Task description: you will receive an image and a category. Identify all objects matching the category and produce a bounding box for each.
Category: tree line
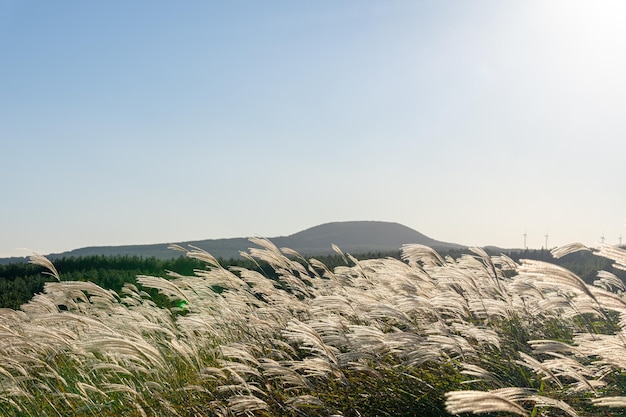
[0,248,623,310]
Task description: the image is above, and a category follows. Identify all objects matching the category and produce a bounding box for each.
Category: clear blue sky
[2,1,625,257]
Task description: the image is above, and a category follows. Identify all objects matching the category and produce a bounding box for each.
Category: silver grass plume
[460,363,505,387]
[332,243,349,265]
[283,319,339,365]
[401,243,445,267]
[517,259,600,307]
[445,388,532,416]
[169,244,224,270]
[593,270,626,292]
[515,351,564,389]
[136,275,189,303]
[595,244,626,271]
[551,243,591,259]
[446,388,579,417]
[29,253,60,281]
[592,396,626,407]
[226,395,268,415]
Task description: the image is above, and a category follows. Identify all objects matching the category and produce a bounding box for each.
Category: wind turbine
[544,232,549,250]
[601,233,605,244]
[523,231,527,250]
[619,236,623,247]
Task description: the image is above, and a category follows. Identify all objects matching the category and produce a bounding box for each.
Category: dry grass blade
[469,247,505,289]
[136,275,189,303]
[528,340,580,356]
[592,396,626,407]
[259,358,310,389]
[401,244,445,267]
[280,247,307,263]
[593,270,626,292]
[286,395,324,410]
[29,253,60,281]
[185,245,224,269]
[518,259,599,306]
[445,389,530,416]
[527,395,579,417]
[551,243,590,259]
[45,281,119,304]
[283,320,339,364]
[167,244,189,254]
[227,394,268,415]
[220,344,261,367]
[595,244,626,271]
[81,336,165,369]
[515,351,563,389]
[332,244,349,265]
[288,357,342,379]
[460,363,504,387]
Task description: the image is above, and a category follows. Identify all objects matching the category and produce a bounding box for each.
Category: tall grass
[1,240,626,415]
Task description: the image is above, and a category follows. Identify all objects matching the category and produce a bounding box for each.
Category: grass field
[2,239,626,416]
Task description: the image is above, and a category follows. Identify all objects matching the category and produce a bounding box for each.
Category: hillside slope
[273,221,462,255]
[1,221,464,263]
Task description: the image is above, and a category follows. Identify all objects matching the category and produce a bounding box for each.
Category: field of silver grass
[2,239,626,416]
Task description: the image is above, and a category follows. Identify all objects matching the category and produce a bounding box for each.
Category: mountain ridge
[0,221,464,264]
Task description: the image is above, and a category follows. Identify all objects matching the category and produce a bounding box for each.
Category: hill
[0,221,464,263]
[272,221,462,255]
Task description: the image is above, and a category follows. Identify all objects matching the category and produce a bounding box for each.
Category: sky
[1,1,625,257]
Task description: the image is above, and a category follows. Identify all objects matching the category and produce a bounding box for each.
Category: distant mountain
[271,221,462,255]
[0,221,464,264]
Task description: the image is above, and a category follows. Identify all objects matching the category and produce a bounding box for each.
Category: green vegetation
[0,255,255,309]
[2,248,622,310]
[1,241,626,415]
